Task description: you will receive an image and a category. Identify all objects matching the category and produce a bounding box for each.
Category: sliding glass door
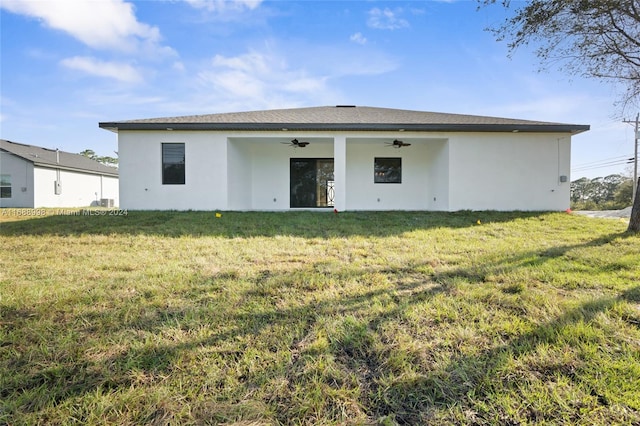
[290,158,334,208]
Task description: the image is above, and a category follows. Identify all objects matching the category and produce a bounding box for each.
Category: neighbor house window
[162,143,185,184]
[374,158,401,183]
[0,175,11,198]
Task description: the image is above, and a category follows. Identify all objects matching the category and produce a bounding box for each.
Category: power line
[572,159,633,172]
[571,154,634,173]
[572,163,631,174]
[572,154,633,168]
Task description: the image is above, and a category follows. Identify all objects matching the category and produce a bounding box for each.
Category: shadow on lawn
[1,265,451,423]
[373,289,640,425]
[0,210,549,238]
[3,230,638,424]
[434,230,634,285]
[373,231,640,424]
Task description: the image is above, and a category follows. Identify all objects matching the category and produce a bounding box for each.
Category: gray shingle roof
[1,139,118,177]
[99,105,589,134]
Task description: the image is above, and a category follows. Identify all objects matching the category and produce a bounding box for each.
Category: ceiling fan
[282,138,310,148]
[385,139,411,148]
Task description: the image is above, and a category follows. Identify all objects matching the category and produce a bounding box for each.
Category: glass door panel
[290,159,334,208]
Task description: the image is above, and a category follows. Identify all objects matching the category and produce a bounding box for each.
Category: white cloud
[82,90,166,107]
[191,42,398,112]
[199,50,328,103]
[184,0,262,12]
[367,7,409,30]
[60,56,143,83]
[173,61,186,72]
[350,32,367,45]
[1,0,172,55]
[211,51,270,74]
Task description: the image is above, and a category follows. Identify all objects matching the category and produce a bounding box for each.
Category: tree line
[571,174,633,210]
[79,149,118,167]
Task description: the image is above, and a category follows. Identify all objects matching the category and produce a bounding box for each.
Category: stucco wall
[116,129,573,211]
[249,142,288,210]
[447,133,571,211]
[427,141,450,210]
[250,139,334,210]
[0,152,34,208]
[344,138,448,211]
[118,131,227,210]
[227,139,252,210]
[33,167,119,208]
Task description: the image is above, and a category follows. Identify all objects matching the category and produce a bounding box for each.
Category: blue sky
[1,0,637,179]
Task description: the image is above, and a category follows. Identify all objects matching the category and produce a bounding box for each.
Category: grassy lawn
[1,210,639,425]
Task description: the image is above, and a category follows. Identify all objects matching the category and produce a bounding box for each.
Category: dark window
[374,158,401,183]
[0,174,11,198]
[162,143,185,185]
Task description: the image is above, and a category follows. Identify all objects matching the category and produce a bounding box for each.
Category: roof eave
[99,122,590,134]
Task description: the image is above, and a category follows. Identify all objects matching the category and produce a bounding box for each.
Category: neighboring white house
[99,105,589,212]
[0,139,119,208]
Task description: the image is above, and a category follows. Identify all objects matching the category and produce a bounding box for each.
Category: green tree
[80,149,118,168]
[614,178,634,205]
[482,0,640,108]
[79,149,97,160]
[570,174,632,210]
[570,177,590,204]
[483,0,640,231]
[602,174,625,202]
[98,156,118,166]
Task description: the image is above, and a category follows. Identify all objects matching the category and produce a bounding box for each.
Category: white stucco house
[99,105,588,211]
[0,139,119,208]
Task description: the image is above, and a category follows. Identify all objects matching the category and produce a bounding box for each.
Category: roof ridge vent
[336,105,356,108]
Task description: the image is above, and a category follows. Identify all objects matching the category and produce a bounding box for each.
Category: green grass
[1,210,639,425]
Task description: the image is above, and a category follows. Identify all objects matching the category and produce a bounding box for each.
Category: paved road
[573,207,632,219]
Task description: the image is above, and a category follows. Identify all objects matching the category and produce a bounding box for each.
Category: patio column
[333,135,347,211]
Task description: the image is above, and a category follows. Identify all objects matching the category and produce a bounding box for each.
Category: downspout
[55,149,61,196]
[557,137,569,186]
[557,138,561,186]
[25,159,31,207]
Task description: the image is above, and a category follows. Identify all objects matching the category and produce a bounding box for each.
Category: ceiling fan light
[284,138,310,148]
[393,139,410,147]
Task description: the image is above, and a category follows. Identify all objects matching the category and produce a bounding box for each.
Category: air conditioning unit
[100,198,114,207]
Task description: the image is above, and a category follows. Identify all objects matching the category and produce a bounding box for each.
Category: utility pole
[623,113,639,202]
